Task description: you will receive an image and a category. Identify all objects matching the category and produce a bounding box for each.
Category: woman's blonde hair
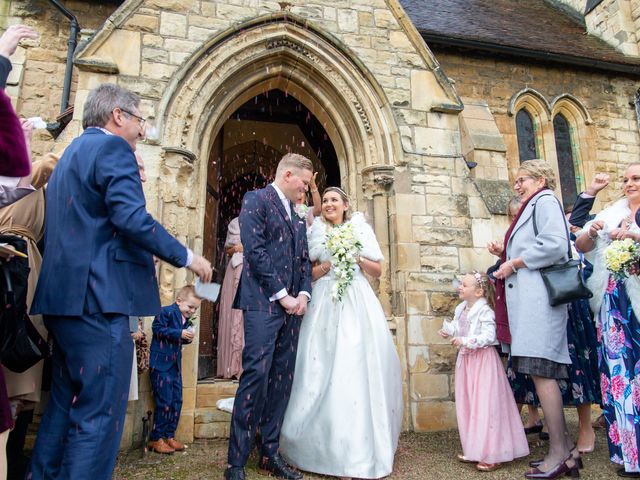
[518,159,557,191]
[322,187,351,222]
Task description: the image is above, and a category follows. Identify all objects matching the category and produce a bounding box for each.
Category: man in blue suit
[28,84,212,480]
[225,154,313,480]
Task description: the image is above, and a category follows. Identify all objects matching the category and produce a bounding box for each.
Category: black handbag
[532,196,593,307]
[0,235,51,373]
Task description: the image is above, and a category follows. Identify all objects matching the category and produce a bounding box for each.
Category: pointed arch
[551,95,595,196]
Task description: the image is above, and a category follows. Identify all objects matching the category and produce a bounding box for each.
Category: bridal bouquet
[325,222,363,302]
[604,238,640,281]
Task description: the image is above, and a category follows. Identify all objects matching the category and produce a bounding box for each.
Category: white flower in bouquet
[604,238,640,281]
[325,222,363,302]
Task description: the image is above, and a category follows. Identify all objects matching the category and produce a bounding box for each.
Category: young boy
[148,285,201,454]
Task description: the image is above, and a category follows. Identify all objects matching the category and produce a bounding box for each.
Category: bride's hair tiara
[323,186,349,200]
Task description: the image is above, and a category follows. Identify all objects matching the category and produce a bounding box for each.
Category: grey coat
[505,190,570,364]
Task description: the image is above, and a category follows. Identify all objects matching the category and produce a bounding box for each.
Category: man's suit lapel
[266,185,294,235]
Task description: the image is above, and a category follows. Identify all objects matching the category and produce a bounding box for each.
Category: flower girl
[439,272,529,472]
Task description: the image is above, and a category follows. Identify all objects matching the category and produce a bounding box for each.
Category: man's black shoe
[224,466,245,480]
[258,454,303,479]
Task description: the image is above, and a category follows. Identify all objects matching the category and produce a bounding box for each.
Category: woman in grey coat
[494,160,578,479]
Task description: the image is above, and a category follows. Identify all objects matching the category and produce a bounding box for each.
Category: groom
[225,153,313,480]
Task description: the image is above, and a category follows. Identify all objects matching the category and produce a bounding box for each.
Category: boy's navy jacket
[150,303,189,372]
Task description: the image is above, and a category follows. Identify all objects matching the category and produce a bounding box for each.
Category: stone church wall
[435,48,640,205]
[1,0,119,156]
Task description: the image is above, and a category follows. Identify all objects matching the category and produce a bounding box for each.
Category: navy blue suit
[569,193,596,228]
[228,185,312,467]
[29,129,188,480]
[149,303,189,441]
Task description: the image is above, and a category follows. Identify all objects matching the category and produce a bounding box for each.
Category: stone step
[193,380,236,439]
[196,380,238,408]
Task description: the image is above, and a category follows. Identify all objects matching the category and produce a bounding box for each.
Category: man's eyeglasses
[514,176,534,186]
[118,108,146,128]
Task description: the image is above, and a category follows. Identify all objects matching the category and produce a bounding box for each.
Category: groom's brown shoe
[258,454,303,479]
[224,466,245,480]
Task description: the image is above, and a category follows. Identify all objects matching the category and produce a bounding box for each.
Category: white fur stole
[581,198,640,315]
[307,212,383,263]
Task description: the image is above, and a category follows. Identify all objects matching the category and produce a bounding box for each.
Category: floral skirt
[599,278,640,472]
[507,298,601,406]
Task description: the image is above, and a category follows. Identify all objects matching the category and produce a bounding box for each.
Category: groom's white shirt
[268,183,310,302]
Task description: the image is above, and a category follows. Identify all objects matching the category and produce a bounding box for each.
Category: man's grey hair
[82,83,140,129]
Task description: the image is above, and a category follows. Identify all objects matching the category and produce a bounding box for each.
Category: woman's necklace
[622,215,634,231]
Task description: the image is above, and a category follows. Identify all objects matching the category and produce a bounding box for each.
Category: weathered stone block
[414,126,461,157]
[412,401,457,431]
[428,344,458,373]
[126,14,159,33]
[395,193,426,215]
[426,194,469,216]
[195,408,232,424]
[410,373,450,400]
[408,345,430,373]
[396,242,421,271]
[194,422,230,438]
[160,11,187,38]
[413,226,472,247]
[430,292,458,315]
[406,291,430,315]
[337,9,359,32]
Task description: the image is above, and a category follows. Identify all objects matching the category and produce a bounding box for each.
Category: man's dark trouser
[29,312,132,480]
[227,309,301,467]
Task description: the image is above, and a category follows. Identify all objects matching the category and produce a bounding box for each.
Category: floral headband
[472,271,488,290]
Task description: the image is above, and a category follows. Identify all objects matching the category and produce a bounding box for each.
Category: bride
[280,187,403,479]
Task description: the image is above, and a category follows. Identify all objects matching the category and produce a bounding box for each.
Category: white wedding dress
[280,213,403,479]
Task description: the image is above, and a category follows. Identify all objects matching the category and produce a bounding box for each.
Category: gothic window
[553,114,578,210]
[516,109,537,162]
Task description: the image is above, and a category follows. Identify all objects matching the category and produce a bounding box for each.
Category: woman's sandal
[457,453,476,463]
[477,462,501,472]
[529,445,583,470]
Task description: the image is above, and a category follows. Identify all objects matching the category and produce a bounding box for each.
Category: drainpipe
[48,0,79,113]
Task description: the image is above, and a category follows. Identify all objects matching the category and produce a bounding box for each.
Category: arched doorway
[153,14,404,439]
[198,89,340,379]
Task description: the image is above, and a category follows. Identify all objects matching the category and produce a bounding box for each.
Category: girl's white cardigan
[441,298,498,349]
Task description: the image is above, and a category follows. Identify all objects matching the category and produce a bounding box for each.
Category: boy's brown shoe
[149,438,175,454]
[166,438,185,451]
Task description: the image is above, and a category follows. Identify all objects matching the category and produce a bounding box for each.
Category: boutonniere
[295,204,309,219]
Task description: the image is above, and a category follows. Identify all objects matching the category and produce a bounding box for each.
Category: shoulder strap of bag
[531,194,573,260]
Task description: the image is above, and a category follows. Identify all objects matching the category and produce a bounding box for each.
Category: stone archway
[151,13,405,440]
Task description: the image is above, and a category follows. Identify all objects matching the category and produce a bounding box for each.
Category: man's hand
[585,173,610,197]
[0,25,38,59]
[294,294,308,316]
[181,329,195,342]
[279,295,299,315]
[188,255,213,283]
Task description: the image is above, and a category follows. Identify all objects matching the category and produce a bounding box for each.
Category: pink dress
[216,218,244,379]
[455,308,529,464]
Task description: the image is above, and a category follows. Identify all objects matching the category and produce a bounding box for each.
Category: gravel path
[114,410,620,479]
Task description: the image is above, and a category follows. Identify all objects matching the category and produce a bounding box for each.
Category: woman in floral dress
[576,163,640,477]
